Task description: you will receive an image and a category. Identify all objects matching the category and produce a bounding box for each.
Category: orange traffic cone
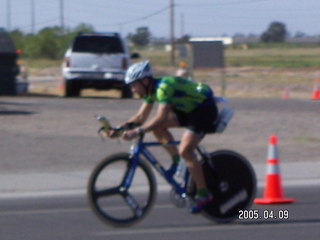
[254,135,295,204]
[57,77,64,90]
[282,87,289,99]
[311,78,320,100]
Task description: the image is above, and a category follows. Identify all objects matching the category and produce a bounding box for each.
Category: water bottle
[96,115,110,132]
[175,159,187,179]
[215,107,234,133]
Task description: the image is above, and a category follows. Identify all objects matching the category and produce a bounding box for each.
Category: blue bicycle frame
[123,138,190,197]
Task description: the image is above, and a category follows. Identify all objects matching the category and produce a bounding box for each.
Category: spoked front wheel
[87,153,157,227]
[201,150,257,223]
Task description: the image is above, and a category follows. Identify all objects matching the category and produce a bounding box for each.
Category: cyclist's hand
[107,129,119,138]
[122,129,139,141]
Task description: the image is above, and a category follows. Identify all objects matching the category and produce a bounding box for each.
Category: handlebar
[95,115,142,140]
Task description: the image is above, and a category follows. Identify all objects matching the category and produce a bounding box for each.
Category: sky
[0,0,319,38]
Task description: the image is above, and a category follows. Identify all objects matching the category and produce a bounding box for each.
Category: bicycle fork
[117,146,144,217]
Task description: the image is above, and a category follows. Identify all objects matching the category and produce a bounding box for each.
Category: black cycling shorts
[173,99,218,138]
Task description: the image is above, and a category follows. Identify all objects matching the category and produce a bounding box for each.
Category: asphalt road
[0,95,319,239]
[0,186,319,240]
[1,95,319,174]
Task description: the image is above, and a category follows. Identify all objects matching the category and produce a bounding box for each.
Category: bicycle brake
[97,127,106,141]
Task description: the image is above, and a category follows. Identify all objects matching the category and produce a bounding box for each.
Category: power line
[99,5,170,28]
[17,18,60,32]
[178,0,270,7]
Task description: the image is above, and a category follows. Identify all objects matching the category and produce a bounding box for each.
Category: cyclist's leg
[152,112,180,175]
[179,130,206,189]
[179,130,213,213]
[152,111,179,156]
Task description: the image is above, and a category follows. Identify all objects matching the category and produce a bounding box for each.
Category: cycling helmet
[125,60,153,85]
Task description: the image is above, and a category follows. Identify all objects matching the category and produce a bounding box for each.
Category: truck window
[72,36,124,54]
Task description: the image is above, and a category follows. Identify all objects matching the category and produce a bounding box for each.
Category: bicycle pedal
[170,189,186,208]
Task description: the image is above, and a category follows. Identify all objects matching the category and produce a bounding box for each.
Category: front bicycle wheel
[201,150,256,223]
[87,153,157,227]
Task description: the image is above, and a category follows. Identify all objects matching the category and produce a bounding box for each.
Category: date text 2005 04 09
[238,209,289,220]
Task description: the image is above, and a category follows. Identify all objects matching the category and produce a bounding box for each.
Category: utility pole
[31,0,35,34]
[180,13,184,38]
[7,0,11,31]
[60,0,65,33]
[170,0,175,65]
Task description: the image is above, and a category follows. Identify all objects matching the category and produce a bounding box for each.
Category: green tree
[8,23,96,59]
[127,27,151,47]
[72,23,95,35]
[23,34,40,58]
[37,26,63,59]
[9,29,24,50]
[261,22,287,43]
[176,34,190,44]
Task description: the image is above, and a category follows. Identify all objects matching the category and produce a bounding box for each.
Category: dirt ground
[26,66,320,100]
[156,66,320,99]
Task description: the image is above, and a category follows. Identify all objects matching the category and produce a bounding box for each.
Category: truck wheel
[65,81,81,97]
[121,86,133,99]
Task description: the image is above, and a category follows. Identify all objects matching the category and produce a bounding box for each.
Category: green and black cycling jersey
[144,76,214,113]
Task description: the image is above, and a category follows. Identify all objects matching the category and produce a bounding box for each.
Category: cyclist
[108,60,218,213]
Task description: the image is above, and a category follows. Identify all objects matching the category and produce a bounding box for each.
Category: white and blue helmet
[125,60,153,85]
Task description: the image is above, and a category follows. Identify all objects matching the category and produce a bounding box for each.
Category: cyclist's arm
[123,102,154,125]
[109,102,153,139]
[140,103,171,132]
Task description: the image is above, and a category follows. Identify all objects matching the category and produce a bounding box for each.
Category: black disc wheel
[201,150,256,223]
[87,153,157,227]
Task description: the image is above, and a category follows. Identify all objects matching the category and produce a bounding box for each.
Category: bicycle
[87,108,256,227]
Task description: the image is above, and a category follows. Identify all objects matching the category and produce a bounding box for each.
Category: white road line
[0,204,174,216]
[0,208,89,216]
[94,222,320,236]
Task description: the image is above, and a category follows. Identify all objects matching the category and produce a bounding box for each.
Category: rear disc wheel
[201,150,256,223]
